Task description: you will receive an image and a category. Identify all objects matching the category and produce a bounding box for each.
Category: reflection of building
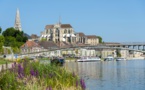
[40,23,76,45]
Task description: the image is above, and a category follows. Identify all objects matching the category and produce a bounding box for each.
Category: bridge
[100,42,145,51]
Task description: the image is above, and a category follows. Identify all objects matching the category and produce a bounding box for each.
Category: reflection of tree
[75,49,78,56]
[116,49,121,57]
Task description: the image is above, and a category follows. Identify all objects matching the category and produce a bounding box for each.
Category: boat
[77,56,101,62]
[50,57,65,65]
[104,55,114,61]
[116,57,126,61]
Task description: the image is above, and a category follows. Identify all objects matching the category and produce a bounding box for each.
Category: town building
[20,40,42,54]
[40,23,76,46]
[86,35,99,45]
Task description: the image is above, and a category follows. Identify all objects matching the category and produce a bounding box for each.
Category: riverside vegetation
[0,59,86,90]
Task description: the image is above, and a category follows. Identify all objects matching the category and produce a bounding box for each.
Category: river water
[64,60,145,90]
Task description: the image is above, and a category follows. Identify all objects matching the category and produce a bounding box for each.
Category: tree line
[0,27,28,54]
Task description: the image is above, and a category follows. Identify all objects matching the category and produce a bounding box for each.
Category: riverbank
[0,59,86,90]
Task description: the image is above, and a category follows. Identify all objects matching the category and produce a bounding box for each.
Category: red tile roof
[45,25,54,29]
[86,35,98,39]
[45,24,72,29]
[21,40,40,48]
[61,24,72,28]
[78,32,85,36]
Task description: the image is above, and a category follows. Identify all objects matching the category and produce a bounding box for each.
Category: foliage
[0,27,2,34]
[0,59,86,90]
[2,27,28,53]
[97,36,103,43]
[41,38,47,41]
[0,35,5,53]
[116,49,121,57]
[0,59,12,65]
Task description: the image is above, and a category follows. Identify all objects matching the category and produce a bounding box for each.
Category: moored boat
[104,55,114,61]
[77,56,101,62]
[50,57,65,65]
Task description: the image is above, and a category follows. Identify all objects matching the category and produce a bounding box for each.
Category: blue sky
[0,0,145,42]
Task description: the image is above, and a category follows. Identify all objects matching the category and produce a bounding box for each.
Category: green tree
[0,27,2,34]
[116,49,121,57]
[0,35,5,53]
[97,36,102,43]
[41,38,47,41]
[4,36,17,47]
[2,27,28,53]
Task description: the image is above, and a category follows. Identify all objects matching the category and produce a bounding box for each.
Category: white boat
[116,57,126,61]
[77,56,101,62]
[104,56,114,61]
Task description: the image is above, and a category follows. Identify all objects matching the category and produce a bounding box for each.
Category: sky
[0,0,145,42]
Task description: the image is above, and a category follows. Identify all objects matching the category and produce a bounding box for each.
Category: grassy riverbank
[0,59,13,65]
[0,59,86,90]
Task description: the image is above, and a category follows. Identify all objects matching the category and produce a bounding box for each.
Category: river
[64,60,145,90]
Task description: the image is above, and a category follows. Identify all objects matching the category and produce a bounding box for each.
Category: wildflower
[30,69,39,77]
[30,69,35,76]
[46,86,52,90]
[17,64,24,78]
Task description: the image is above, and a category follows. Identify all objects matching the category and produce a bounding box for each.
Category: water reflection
[65,60,145,90]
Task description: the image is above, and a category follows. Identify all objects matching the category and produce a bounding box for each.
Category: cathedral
[40,23,77,45]
[40,22,99,46]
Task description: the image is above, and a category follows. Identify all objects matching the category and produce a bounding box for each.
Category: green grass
[0,59,85,90]
[65,57,76,60]
[0,59,13,65]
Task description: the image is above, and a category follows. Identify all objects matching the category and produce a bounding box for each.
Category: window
[68,30,71,34]
[64,29,67,33]
[55,28,59,37]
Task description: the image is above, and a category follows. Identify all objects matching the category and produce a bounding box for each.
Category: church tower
[14,8,22,31]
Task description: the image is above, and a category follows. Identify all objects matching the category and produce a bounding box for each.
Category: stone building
[76,32,87,44]
[86,35,99,45]
[40,22,100,47]
[40,23,76,45]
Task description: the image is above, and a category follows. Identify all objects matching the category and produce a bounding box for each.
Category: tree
[97,36,102,43]
[0,27,2,34]
[2,27,28,53]
[2,27,28,44]
[4,36,17,47]
[0,35,5,54]
[116,49,121,57]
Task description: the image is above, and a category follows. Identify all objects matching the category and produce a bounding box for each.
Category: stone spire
[14,8,22,31]
[58,16,61,25]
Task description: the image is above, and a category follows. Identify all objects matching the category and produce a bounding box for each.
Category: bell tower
[14,8,22,31]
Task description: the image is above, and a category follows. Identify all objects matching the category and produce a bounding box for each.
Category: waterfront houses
[20,40,42,54]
